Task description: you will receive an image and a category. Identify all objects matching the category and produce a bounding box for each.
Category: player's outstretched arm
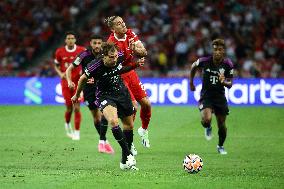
[189,60,199,91]
[66,64,76,89]
[117,57,145,75]
[71,74,87,103]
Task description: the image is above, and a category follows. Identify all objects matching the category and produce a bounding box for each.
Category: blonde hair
[104,16,118,28]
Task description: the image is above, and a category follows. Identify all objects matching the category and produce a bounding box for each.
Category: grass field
[0,106,283,189]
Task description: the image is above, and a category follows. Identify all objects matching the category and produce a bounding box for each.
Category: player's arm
[54,63,65,79]
[117,57,145,75]
[129,39,147,57]
[54,50,65,79]
[71,74,87,103]
[219,74,233,88]
[189,59,200,91]
[66,64,76,89]
[220,61,234,89]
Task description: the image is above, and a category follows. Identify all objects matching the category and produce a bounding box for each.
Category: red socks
[65,111,71,123]
[74,111,81,130]
[140,106,151,130]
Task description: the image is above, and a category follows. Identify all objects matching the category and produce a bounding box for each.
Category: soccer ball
[183,154,203,174]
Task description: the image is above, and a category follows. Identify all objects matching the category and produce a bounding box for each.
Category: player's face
[103,49,119,67]
[213,46,225,62]
[112,17,127,34]
[90,39,102,53]
[65,34,76,47]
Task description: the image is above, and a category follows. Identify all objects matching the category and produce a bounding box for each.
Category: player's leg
[120,115,138,170]
[129,73,151,148]
[200,108,213,140]
[62,84,74,138]
[102,104,133,169]
[117,92,138,157]
[90,108,114,154]
[215,114,227,155]
[85,91,112,152]
[123,76,138,154]
[72,101,81,140]
[214,100,229,155]
[199,98,213,140]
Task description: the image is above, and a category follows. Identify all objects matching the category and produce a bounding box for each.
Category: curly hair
[104,16,119,28]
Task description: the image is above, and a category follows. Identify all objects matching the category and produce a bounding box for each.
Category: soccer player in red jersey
[105,16,151,149]
[54,31,85,140]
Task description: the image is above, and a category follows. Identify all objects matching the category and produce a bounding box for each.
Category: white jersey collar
[114,33,127,41]
[65,44,77,52]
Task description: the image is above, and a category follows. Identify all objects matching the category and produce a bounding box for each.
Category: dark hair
[65,31,76,37]
[212,38,225,48]
[90,34,103,40]
[104,16,119,28]
[101,42,118,55]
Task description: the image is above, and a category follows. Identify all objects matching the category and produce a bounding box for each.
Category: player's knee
[123,123,134,130]
[74,107,80,113]
[109,117,119,126]
[201,118,211,128]
[66,106,73,112]
[140,98,151,109]
[93,114,101,122]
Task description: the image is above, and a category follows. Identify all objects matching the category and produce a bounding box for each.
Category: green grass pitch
[0,106,283,188]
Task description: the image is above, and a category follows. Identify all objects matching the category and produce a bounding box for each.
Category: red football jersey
[107,29,139,66]
[54,44,85,82]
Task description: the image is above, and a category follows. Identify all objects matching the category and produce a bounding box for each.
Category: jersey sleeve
[73,51,88,67]
[84,60,101,78]
[193,58,204,68]
[225,58,234,78]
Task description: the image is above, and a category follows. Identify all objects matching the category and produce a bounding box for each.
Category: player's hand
[136,57,145,67]
[190,82,196,91]
[219,74,225,84]
[68,81,75,90]
[86,77,95,84]
[71,95,79,104]
[129,38,135,51]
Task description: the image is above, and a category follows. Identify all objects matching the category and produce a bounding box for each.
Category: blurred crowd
[1,0,283,78]
[0,0,95,76]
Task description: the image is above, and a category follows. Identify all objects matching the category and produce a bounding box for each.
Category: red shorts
[61,79,78,106]
[122,70,147,101]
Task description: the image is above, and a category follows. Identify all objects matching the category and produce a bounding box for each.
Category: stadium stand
[1,0,283,78]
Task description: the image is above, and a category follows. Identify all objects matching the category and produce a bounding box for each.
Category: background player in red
[54,31,85,140]
[105,16,152,149]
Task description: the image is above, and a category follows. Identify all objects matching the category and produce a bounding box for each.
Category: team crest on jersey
[219,68,225,75]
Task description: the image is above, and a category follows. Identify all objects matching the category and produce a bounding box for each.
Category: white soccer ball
[183,154,203,174]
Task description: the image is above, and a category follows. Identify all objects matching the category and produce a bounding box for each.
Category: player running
[190,39,234,155]
[72,42,144,170]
